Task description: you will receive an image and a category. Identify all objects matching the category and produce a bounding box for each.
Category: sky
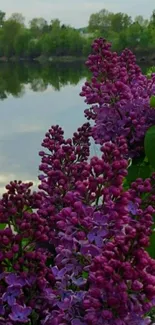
[0,0,155,28]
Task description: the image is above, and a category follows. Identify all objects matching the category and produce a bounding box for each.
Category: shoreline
[0,54,155,64]
[0,56,87,63]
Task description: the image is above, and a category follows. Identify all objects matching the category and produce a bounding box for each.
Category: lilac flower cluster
[0,124,155,324]
[80,38,155,156]
[36,125,155,324]
[0,122,155,324]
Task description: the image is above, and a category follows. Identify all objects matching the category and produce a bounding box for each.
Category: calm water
[0,62,89,194]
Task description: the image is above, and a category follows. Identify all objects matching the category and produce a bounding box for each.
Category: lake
[0,61,150,195]
[0,62,89,194]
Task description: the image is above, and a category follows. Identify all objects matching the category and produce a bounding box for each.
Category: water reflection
[0,62,88,99]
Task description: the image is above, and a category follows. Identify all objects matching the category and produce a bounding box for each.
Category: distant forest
[0,9,155,60]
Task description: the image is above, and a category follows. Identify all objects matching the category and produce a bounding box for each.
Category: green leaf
[31,311,39,323]
[124,156,152,189]
[0,223,7,230]
[144,125,155,169]
[46,256,54,267]
[144,156,149,163]
[23,205,33,212]
[82,271,89,279]
[147,229,155,259]
[150,96,155,108]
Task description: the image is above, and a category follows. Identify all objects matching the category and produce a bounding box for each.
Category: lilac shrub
[1,41,155,324]
[80,38,155,157]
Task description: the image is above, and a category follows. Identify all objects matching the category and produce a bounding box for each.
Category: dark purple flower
[25,275,36,286]
[0,298,5,315]
[51,266,71,279]
[2,285,22,306]
[9,304,32,323]
[93,211,108,225]
[71,277,87,287]
[80,244,101,256]
[0,272,6,280]
[71,319,87,325]
[5,274,26,287]
[125,313,152,325]
[128,201,138,215]
[87,228,108,247]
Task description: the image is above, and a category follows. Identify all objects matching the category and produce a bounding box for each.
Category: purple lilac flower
[71,319,87,325]
[0,298,4,315]
[71,277,87,287]
[87,227,108,247]
[128,201,138,215]
[5,274,26,287]
[80,243,101,256]
[125,313,152,325]
[2,285,22,306]
[9,304,32,323]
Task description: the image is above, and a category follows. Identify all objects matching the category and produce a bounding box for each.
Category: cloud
[1,0,154,27]
[0,172,40,195]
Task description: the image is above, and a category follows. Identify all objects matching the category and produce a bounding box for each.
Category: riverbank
[136,54,155,64]
[0,55,86,63]
[0,53,155,64]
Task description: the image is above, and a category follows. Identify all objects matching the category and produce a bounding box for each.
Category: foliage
[145,126,155,169]
[147,66,155,78]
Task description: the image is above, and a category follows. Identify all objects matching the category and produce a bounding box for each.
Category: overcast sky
[0,0,155,27]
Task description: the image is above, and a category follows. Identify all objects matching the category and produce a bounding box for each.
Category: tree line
[1,9,155,60]
[0,11,93,59]
[88,9,155,56]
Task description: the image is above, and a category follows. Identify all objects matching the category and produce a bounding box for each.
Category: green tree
[150,10,155,27]
[41,19,61,56]
[9,13,25,25]
[110,12,132,33]
[27,39,42,58]
[0,10,5,27]
[1,19,23,57]
[29,18,48,37]
[88,9,112,36]
[134,15,148,27]
[50,19,61,30]
[14,30,32,57]
[121,22,143,51]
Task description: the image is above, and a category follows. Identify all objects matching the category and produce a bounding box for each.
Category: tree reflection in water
[0,61,89,100]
